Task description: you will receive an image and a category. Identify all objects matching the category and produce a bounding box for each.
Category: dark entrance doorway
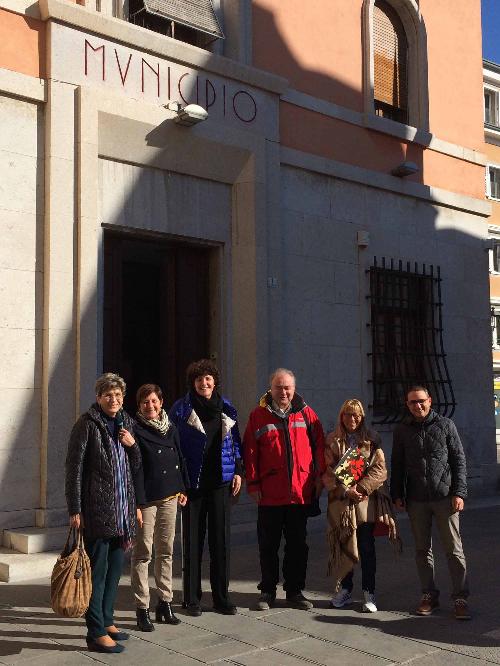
[103,231,212,411]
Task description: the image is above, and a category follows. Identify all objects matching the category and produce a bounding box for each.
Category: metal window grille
[368,257,455,424]
[373,0,408,125]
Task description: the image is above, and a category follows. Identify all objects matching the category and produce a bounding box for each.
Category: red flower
[347,455,365,481]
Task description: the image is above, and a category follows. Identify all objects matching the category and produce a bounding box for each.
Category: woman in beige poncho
[323,399,398,613]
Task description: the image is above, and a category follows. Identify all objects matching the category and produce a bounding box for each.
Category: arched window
[363,0,428,130]
[373,0,408,124]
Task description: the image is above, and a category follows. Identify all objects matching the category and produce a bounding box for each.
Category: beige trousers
[131,496,178,608]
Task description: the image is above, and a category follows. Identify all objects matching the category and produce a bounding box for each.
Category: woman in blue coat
[169,359,242,617]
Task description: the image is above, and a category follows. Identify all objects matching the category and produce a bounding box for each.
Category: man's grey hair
[269,368,296,386]
[406,385,430,399]
[95,372,126,397]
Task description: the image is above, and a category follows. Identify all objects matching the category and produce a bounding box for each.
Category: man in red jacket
[243,368,325,610]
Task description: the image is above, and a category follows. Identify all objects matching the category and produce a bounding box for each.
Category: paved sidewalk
[1,501,499,665]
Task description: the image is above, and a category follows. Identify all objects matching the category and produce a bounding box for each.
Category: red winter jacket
[243,392,325,506]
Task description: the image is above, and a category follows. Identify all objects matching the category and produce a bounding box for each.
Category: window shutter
[493,240,500,272]
[142,0,224,39]
[373,0,408,110]
[491,167,500,199]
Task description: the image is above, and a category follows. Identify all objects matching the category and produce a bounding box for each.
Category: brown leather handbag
[50,526,92,617]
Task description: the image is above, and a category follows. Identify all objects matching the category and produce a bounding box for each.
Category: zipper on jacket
[282,415,294,492]
[421,422,432,501]
[194,413,232,488]
[229,430,235,463]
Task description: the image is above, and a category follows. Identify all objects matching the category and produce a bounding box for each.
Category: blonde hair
[332,398,369,441]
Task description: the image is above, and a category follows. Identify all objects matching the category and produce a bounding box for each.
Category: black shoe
[255,592,275,611]
[156,599,181,625]
[107,630,129,641]
[136,608,155,632]
[213,603,237,615]
[286,592,313,610]
[186,603,202,617]
[86,637,125,654]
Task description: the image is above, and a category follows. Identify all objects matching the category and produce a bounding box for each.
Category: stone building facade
[0,0,494,574]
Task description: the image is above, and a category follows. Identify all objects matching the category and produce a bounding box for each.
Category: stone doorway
[103,231,212,411]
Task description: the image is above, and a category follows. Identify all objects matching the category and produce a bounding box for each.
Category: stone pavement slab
[255,634,392,665]
[0,503,500,664]
[257,608,438,662]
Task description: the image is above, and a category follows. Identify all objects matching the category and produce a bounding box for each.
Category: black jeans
[341,522,376,594]
[84,537,124,640]
[257,504,308,596]
[182,484,231,607]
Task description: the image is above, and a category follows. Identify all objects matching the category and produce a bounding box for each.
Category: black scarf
[189,390,223,423]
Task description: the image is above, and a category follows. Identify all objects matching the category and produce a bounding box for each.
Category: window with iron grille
[488,166,500,200]
[373,0,409,125]
[368,257,455,424]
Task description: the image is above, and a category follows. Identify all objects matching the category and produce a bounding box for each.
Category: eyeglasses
[408,399,429,406]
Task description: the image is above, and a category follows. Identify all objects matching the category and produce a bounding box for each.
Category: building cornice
[280,146,491,218]
[484,59,500,76]
[283,88,487,167]
[0,0,40,18]
[0,68,46,102]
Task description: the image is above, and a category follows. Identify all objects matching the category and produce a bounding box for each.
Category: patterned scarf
[136,408,170,435]
[101,411,132,550]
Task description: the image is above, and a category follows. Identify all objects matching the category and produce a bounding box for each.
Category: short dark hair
[136,383,163,406]
[186,359,220,390]
[406,385,430,400]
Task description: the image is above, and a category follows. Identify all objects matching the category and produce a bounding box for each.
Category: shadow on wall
[0,1,494,541]
[252,1,429,184]
[250,3,492,483]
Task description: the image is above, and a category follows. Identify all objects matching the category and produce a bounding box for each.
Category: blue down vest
[168,393,242,489]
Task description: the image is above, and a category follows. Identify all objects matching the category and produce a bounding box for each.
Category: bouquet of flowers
[333,447,367,487]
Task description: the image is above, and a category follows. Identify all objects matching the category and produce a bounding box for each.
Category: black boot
[136,608,155,632]
[155,599,181,625]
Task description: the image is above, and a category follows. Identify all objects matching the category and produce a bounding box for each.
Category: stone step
[3,526,69,554]
[0,547,58,583]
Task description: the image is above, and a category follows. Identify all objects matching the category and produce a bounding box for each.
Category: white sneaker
[329,588,352,608]
[362,590,377,612]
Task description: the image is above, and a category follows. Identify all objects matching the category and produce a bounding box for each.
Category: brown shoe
[454,598,471,620]
[416,593,440,616]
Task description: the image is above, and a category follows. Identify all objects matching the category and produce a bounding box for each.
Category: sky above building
[482,0,500,63]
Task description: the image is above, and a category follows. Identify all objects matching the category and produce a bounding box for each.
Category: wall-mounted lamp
[391,161,419,178]
[164,101,208,127]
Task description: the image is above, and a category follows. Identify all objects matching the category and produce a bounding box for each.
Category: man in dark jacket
[391,386,470,620]
[244,368,325,611]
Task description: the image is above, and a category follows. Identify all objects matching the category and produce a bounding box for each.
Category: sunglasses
[408,399,429,406]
